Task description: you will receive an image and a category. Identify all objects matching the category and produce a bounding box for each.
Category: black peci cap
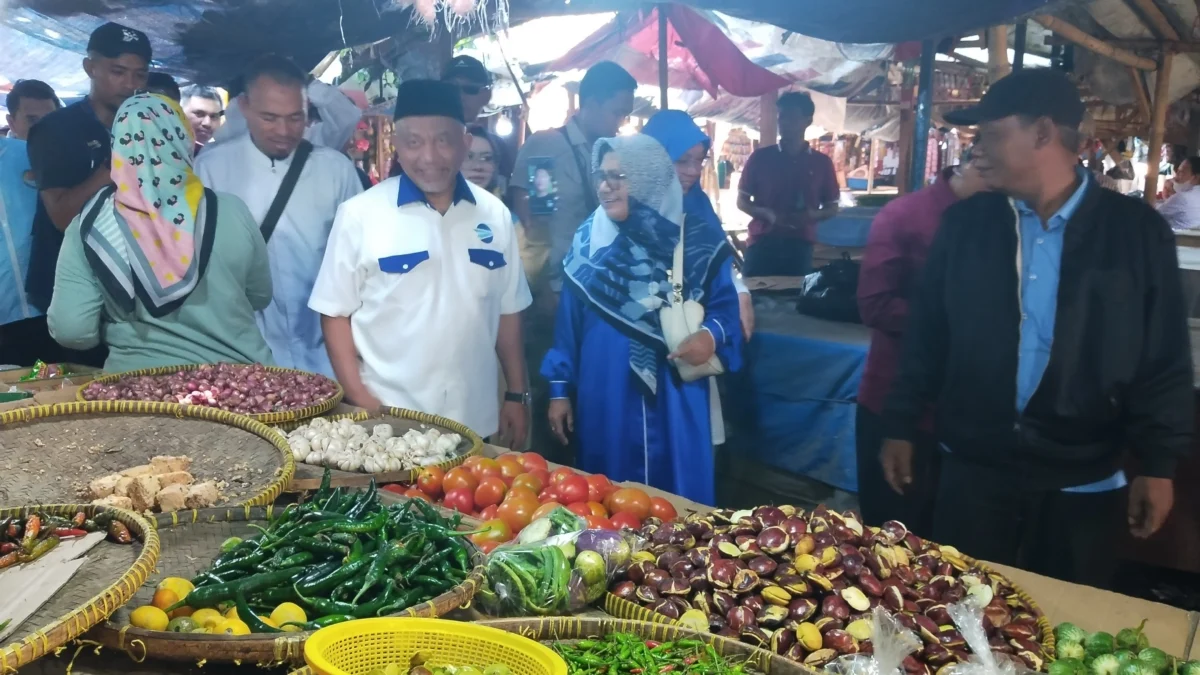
[943,68,1085,128]
[87,22,152,63]
[442,55,491,85]
[393,79,465,123]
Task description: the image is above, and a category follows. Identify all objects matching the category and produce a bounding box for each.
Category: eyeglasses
[593,170,628,187]
[457,83,492,96]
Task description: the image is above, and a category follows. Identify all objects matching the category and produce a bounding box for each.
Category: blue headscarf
[642,111,723,240]
[563,135,730,395]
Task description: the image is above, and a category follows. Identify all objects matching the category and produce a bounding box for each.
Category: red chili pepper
[6,520,20,539]
[630,670,643,674]
[51,528,87,538]
[645,641,660,649]
[21,515,40,553]
[0,543,15,555]
[0,551,17,569]
[683,657,697,666]
[661,667,675,673]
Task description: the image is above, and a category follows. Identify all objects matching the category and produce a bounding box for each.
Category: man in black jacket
[880,68,1192,586]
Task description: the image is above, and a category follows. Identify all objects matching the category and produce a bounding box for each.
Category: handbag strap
[259,140,313,243]
[670,218,686,306]
[558,126,599,212]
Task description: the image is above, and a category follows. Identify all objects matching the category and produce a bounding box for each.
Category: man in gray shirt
[510,60,636,459]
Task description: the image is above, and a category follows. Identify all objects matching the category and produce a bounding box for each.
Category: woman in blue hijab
[541,135,743,505]
[643,111,753,339]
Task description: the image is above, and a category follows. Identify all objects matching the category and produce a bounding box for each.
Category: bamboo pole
[1145,51,1175,204]
[1033,15,1156,70]
[1128,66,1152,121]
[987,25,1011,81]
[1129,0,1180,40]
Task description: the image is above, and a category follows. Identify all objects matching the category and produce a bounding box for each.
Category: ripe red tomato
[474,476,508,509]
[607,488,652,522]
[496,457,524,483]
[650,497,678,522]
[462,456,485,471]
[585,514,614,530]
[443,467,479,493]
[511,472,544,495]
[505,486,538,505]
[527,468,550,488]
[531,502,562,522]
[442,487,475,514]
[566,502,592,518]
[496,495,538,532]
[585,501,609,517]
[478,504,499,521]
[537,487,558,503]
[403,488,431,503]
[381,484,407,495]
[609,511,642,530]
[520,452,549,473]
[470,518,513,547]
[557,475,589,505]
[585,474,614,502]
[416,466,445,499]
[470,458,502,481]
[475,539,501,554]
[549,467,577,485]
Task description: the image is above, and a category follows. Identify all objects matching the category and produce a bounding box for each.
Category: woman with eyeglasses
[541,135,743,504]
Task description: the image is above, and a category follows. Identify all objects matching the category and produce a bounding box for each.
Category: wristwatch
[504,391,532,406]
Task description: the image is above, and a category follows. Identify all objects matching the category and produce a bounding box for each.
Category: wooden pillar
[1145,52,1175,204]
[658,5,670,111]
[896,67,915,194]
[759,93,778,147]
[867,138,878,194]
[988,25,1011,82]
[910,39,936,192]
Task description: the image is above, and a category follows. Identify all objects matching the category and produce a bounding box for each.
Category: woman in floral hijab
[48,93,275,371]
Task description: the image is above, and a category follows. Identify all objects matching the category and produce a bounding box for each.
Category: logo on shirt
[474,223,494,244]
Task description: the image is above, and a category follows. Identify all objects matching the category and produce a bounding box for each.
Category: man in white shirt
[1159,156,1200,231]
[309,80,532,446]
[196,55,362,376]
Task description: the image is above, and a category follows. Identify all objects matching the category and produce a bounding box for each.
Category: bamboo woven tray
[78,364,343,425]
[286,616,806,675]
[286,407,484,491]
[0,504,157,673]
[603,556,1054,670]
[85,506,485,666]
[0,402,294,509]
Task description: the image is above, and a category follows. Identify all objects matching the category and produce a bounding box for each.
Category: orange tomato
[585,474,614,502]
[585,501,609,517]
[566,502,592,518]
[527,468,551,488]
[520,452,549,473]
[496,457,524,483]
[478,504,499,521]
[505,485,538,504]
[511,472,544,495]
[470,458,502,481]
[462,456,485,471]
[443,467,479,493]
[404,488,432,503]
[531,501,563,522]
[549,466,577,485]
[416,465,445,499]
[496,495,538,532]
[585,514,614,530]
[607,487,652,522]
[470,518,513,547]
[474,476,508,509]
[151,588,179,611]
[476,539,501,554]
[649,497,678,522]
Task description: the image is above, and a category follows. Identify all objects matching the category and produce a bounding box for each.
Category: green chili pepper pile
[171,469,476,633]
[553,634,754,675]
[0,511,121,570]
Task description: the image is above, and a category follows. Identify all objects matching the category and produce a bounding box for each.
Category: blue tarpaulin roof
[3,0,1058,92]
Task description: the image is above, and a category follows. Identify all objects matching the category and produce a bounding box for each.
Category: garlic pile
[286,417,463,474]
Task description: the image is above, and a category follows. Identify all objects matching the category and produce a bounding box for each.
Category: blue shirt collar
[1014,166,1091,230]
[396,172,477,208]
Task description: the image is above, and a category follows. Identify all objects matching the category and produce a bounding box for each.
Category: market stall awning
[541,5,790,98]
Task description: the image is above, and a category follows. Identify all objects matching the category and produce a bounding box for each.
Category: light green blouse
[48,191,276,372]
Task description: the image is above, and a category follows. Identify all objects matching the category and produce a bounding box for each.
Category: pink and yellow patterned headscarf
[83,93,212,316]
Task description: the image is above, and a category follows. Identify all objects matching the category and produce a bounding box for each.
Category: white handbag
[659,223,725,382]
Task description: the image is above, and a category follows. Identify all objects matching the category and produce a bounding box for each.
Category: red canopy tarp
[543,5,791,99]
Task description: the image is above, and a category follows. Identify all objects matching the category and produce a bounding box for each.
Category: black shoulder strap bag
[259,139,313,243]
[558,127,598,213]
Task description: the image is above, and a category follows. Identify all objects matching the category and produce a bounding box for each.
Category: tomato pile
[381,453,678,553]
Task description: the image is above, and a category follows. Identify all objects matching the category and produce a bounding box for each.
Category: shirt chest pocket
[365,251,431,310]
[464,248,507,299]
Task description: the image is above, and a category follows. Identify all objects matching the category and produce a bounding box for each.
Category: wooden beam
[1128,66,1152,121]
[1033,15,1157,69]
[1145,51,1174,205]
[1126,0,1180,40]
[988,25,1011,81]
[1108,38,1200,51]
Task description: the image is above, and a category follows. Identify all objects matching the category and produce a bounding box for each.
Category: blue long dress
[541,257,742,506]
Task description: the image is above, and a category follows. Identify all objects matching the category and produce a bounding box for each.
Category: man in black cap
[309,80,532,449]
[880,68,1192,586]
[20,21,150,365]
[442,55,493,124]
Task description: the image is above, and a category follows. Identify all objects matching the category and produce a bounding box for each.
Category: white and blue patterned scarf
[563,135,731,395]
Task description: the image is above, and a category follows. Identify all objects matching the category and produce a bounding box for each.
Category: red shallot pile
[82,363,339,415]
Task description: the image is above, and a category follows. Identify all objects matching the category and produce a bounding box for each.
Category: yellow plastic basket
[304,618,568,675]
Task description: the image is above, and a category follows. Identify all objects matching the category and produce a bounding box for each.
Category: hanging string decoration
[384,0,509,34]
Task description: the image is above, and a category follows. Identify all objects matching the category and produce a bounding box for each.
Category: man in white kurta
[195,56,362,376]
[309,79,532,444]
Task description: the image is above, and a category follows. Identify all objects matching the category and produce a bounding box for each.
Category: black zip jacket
[882,182,1193,489]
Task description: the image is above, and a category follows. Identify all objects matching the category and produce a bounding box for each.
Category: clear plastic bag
[826,607,922,675]
[946,601,1037,675]
[477,527,641,617]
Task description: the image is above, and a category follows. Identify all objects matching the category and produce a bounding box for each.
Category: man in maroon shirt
[856,162,986,529]
[737,92,840,277]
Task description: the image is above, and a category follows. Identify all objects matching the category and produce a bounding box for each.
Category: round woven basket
[78,364,343,425]
[86,506,485,666]
[287,616,805,675]
[285,407,484,489]
[0,402,294,510]
[0,504,158,673]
